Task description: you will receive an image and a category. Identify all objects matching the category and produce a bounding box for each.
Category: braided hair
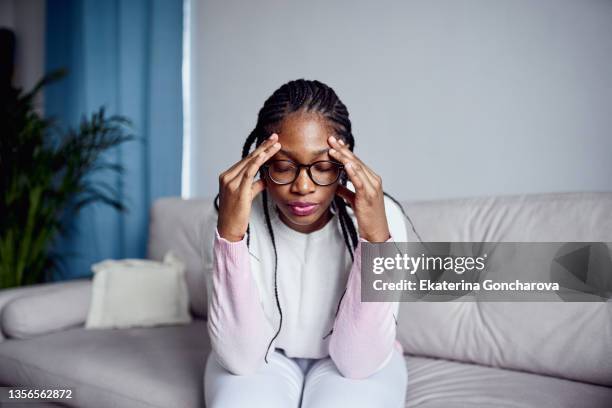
[213,79,416,363]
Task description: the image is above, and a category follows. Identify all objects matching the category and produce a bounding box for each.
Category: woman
[201,79,409,407]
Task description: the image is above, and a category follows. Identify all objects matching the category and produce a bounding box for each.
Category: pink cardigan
[207,228,402,379]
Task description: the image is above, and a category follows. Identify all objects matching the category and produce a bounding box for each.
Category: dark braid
[260,191,281,362]
[213,79,412,362]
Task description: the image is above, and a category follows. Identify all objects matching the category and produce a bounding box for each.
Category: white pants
[204,348,407,407]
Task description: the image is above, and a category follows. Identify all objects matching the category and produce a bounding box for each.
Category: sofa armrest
[0,281,68,341]
[0,278,92,341]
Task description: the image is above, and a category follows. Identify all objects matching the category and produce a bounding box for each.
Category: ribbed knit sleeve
[207,228,276,375]
[328,235,402,379]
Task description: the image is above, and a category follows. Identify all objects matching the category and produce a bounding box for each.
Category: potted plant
[0,66,135,289]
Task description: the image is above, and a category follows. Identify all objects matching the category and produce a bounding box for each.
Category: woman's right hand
[217,133,281,242]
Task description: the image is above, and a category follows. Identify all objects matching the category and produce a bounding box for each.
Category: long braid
[335,197,354,261]
[213,79,417,360]
[261,191,281,363]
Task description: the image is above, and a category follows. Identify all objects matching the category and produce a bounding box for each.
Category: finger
[327,146,351,166]
[327,135,359,162]
[356,161,381,188]
[238,142,281,189]
[328,136,380,187]
[346,161,377,195]
[230,139,280,184]
[328,137,367,172]
[341,160,366,193]
[335,184,356,207]
[229,133,278,176]
[225,133,279,179]
[326,136,380,195]
[326,146,361,190]
[248,132,279,159]
[328,147,377,196]
[346,156,379,189]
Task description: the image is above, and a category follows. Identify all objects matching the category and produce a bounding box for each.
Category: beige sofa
[0,192,611,407]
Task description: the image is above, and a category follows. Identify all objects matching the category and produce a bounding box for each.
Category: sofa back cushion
[148,197,212,318]
[397,192,612,386]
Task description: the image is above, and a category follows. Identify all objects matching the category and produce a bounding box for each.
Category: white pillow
[85,251,192,329]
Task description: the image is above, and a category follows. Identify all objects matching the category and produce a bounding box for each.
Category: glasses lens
[268,161,297,184]
[311,161,341,185]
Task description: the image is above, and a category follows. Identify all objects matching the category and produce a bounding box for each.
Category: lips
[287,201,319,216]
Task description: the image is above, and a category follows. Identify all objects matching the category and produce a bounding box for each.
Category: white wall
[187,0,612,201]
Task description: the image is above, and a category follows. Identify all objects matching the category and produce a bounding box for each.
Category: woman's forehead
[274,113,335,160]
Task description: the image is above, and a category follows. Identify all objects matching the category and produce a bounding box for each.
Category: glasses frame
[262,159,345,186]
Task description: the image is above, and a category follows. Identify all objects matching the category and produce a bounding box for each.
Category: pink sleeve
[207,228,276,375]
[329,236,402,379]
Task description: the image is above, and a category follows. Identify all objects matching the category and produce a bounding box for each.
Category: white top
[267,199,353,357]
[203,190,408,359]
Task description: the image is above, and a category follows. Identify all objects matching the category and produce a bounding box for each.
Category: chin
[281,205,328,228]
[284,210,320,226]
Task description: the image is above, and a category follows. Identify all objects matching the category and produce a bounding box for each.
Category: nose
[290,167,316,195]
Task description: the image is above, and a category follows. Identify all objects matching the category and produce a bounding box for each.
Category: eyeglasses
[262,160,344,186]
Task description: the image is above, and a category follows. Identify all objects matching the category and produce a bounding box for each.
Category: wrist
[360,229,391,243]
[217,224,246,243]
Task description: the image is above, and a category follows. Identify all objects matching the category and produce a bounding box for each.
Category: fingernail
[273,142,280,148]
[269,133,277,139]
[330,136,337,143]
[329,148,336,154]
[339,139,345,145]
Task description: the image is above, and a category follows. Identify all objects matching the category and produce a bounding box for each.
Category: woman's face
[263,111,341,233]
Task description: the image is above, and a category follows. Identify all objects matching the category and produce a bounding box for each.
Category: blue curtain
[45,0,183,280]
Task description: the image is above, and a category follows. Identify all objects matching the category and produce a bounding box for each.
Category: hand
[328,136,391,243]
[217,134,281,242]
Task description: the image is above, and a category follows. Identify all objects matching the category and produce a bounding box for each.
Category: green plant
[0,70,135,289]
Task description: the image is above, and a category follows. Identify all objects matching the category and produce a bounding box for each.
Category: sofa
[0,191,611,407]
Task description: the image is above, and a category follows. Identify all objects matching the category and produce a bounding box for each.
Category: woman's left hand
[328,136,391,243]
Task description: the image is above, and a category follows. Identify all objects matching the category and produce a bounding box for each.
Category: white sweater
[201,191,408,360]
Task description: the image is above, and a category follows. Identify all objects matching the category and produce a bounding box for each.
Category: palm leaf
[0,71,134,288]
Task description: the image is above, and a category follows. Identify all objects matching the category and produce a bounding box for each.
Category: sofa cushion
[86,252,191,329]
[404,355,612,408]
[1,321,610,408]
[0,320,208,408]
[398,192,612,386]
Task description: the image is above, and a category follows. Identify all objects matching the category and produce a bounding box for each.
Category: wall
[187,0,612,201]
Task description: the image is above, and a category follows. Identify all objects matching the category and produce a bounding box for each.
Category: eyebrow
[278,148,330,160]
